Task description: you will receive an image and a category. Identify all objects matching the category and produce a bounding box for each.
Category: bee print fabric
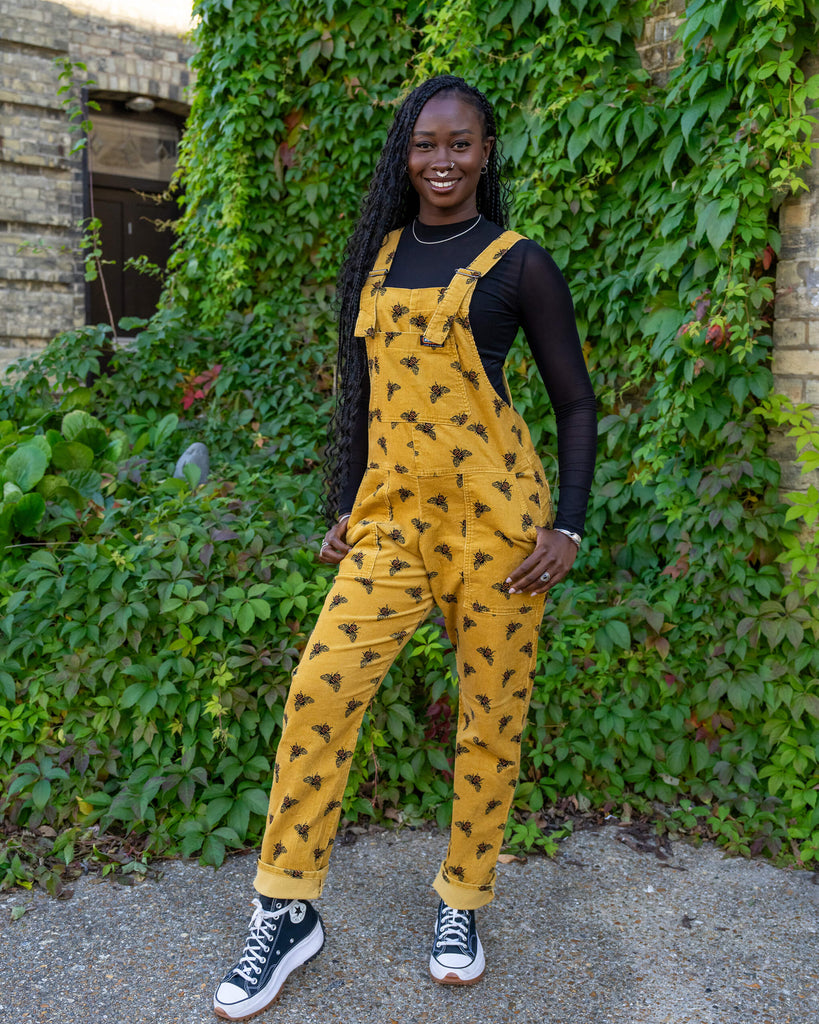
[256,230,554,911]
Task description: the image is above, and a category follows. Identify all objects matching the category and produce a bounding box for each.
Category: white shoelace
[435,906,470,949]
[233,898,289,983]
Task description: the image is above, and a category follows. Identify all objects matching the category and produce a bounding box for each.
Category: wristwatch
[553,528,582,547]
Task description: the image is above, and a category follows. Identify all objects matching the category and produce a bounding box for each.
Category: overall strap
[353,228,403,338]
[419,230,527,348]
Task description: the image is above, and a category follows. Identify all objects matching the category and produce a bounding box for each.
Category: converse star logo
[289,901,307,923]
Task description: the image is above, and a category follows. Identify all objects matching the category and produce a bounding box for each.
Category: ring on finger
[539,571,551,583]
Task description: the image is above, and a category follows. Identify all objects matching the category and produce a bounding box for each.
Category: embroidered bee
[440,592,457,603]
[462,614,477,631]
[462,369,480,389]
[350,551,365,570]
[364,326,376,338]
[496,757,514,773]
[294,823,310,842]
[475,841,493,860]
[463,710,474,728]
[415,421,437,439]
[400,354,420,375]
[437,286,447,303]
[534,469,543,485]
[386,527,404,543]
[355,576,375,594]
[473,550,493,570]
[449,865,466,881]
[280,795,299,812]
[473,500,491,518]
[400,409,419,423]
[493,477,511,501]
[335,748,353,767]
[411,518,431,534]
[511,731,522,743]
[519,640,534,656]
[434,542,453,561]
[475,693,492,712]
[476,647,495,666]
[377,605,397,619]
[455,820,473,837]
[368,408,382,426]
[494,530,514,548]
[427,569,439,582]
[450,446,472,467]
[512,687,528,700]
[360,649,381,668]
[462,662,476,676]
[450,359,462,372]
[498,714,513,734]
[393,464,408,473]
[377,436,387,454]
[330,594,350,612]
[338,622,359,642]
[313,847,326,863]
[369,280,387,296]
[311,723,332,744]
[324,799,341,817]
[384,331,400,347]
[429,382,451,403]
[388,558,410,576]
[390,628,409,644]
[308,641,329,660]
[397,487,415,501]
[529,491,541,507]
[391,303,409,322]
[408,312,429,331]
[456,742,469,755]
[289,743,307,761]
[450,412,469,426]
[465,773,483,791]
[485,798,502,815]
[293,692,315,711]
[520,604,533,614]
[345,698,364,718]
[461,520,467,538]
[456,473,463,488]
[372,355,380,374]
[303,773,323,790]
[404,586,424,603]
[321,672,343,692]
[266,842,286,862]
[521,512,534,531]
[467,423,489,444]
[511,424,523,445]
[493,246,510,259]
[427,493,448,512]
[472,601,490,613]
[386,381,401,401]
[506,621,523,641]
[284,868,304,879]
[274,763,280,783]
[501,669,516,688]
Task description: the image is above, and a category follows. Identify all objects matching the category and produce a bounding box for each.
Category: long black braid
[322,75,511,524]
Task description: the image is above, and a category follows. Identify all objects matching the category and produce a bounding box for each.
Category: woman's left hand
[506,528,577,597]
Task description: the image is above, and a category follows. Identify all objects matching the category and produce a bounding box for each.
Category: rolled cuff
[433,864,495,910]
[254,858,327,901]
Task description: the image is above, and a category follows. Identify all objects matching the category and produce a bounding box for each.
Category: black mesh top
[339,216,597,536]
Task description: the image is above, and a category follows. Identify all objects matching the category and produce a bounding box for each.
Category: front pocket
[373,340,470,425]
[337,474,392,581]
[463,472,540,614]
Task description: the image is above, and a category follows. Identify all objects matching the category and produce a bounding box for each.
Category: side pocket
[336,473,391,581]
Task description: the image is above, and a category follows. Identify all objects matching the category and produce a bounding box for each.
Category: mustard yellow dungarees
[256,229,553,910]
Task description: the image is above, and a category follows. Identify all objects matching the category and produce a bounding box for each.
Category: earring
[480,164,488,175]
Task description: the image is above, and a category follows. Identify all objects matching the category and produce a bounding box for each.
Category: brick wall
[0,0,194,373]
[637,0,684,85]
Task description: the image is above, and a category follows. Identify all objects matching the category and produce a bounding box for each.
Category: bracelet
[553,528,582,547]
[338,513,351,523]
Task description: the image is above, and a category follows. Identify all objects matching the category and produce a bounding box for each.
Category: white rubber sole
[214,919,325,1021]
[429,935,486,986]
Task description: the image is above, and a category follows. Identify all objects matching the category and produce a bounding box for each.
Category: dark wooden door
[88,185,178,330]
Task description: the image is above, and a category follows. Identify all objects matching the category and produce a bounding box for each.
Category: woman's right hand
[318,517,351,564]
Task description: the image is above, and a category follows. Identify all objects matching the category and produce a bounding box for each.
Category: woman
[214,75,596,1020]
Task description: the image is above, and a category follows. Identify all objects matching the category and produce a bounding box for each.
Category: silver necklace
[412,214,482,245]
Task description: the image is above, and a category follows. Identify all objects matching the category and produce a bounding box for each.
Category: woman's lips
[426,178,460,191]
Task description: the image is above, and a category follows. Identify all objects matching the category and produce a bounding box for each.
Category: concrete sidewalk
[0,826,817,1024]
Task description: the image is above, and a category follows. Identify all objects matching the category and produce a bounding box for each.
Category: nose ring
[434,162,455,178]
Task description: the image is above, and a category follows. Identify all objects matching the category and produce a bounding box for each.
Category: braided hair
[322,75,511,524]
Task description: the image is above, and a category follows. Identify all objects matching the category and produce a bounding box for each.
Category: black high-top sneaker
[429,898,486,985]
[214,897,325,1020]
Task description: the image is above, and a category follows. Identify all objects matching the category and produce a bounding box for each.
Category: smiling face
[407,92,494,225]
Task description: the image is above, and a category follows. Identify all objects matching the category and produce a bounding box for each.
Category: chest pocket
[373,340,470,426]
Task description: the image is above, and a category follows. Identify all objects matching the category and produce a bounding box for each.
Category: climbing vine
[4,0,819,888]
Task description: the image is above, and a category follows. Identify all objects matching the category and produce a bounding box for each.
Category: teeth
[429,180,456,190]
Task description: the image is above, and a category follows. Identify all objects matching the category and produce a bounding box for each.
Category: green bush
[3,0,819,891]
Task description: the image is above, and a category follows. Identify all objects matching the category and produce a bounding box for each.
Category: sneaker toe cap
[435,951,473,969]
[214,981,250,1005]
